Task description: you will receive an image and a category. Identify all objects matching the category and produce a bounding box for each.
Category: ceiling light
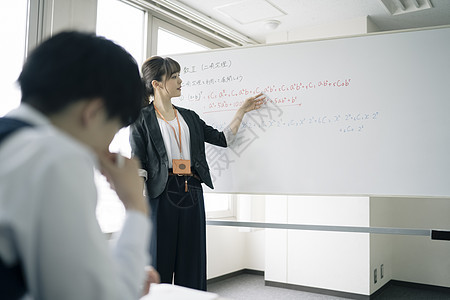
[264,20,280,30]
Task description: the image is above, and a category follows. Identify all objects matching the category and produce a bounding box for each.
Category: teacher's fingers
[253,92,265,100]
[252,93,266,109]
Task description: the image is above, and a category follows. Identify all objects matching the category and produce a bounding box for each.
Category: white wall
[265,195,288,282]
[286,196,370,295]
[369,197,394,293]
[207,195,266,280]
[209,195,373,295]
[206,225,246,279]
[373,197,450,288]
[265,195,371,295]
[206,225,265,280]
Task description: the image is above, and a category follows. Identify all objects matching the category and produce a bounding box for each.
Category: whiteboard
[171,26,450,197]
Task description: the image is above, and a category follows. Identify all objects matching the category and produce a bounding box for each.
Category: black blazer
[129,103,227,198]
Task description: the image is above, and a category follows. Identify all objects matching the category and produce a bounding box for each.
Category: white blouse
[156,113,238,170]
[139,112,236,181]
[157,113,191,168]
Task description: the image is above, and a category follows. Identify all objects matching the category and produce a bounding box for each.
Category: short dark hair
[18,31,145,126]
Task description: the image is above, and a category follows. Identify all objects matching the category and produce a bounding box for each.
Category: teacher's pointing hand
[240,92,266,113]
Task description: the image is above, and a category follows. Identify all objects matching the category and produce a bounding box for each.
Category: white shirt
[0,104,150,300]
[157,113,191,167]
[157,112,237,169]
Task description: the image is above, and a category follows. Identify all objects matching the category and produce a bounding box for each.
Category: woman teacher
[130,56,265,290]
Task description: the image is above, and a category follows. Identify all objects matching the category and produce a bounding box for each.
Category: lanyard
[154,104,183,158]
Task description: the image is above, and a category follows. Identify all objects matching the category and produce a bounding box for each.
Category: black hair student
[0,31,155,299]
[130,56,265,290]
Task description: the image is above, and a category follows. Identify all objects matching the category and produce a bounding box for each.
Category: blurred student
[0,31,156,299]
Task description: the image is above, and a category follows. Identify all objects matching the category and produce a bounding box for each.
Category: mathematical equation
[203,78,351,100]
[208,111,379,133]
[176,78,352,112]
[206,96,300,112]
[182,60,232,74]
[176,76,352,108]
[205,100,380,182]
[206,101,283,182]
[244,111,379,133]
[182,74,244,87]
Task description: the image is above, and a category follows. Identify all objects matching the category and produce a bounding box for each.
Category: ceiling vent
[379,0,433,15]
[215,0,285,24]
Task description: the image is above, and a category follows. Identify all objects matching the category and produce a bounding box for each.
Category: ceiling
[176,0,450,43]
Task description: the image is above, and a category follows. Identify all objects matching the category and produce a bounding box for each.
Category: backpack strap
[0,117,33,298]
[0,117,33,144]
[0,259,28,299]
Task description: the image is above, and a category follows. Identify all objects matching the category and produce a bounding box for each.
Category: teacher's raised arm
[228,92,266,135]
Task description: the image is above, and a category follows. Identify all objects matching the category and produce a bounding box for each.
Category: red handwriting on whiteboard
[203,78,352,99]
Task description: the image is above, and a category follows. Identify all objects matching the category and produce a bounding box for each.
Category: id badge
[172,159,191,175]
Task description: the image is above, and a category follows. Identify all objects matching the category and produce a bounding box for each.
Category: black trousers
[148,175,207,291]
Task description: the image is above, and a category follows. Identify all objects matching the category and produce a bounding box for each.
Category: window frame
[94,0,236,228]
[96,0,147,65]
[26,0,46,54]
[144,9,235,219]
[204,193,236,219]
[148,16,221,56]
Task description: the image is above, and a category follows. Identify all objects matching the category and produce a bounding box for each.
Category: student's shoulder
[22,126,93,165]
[0,126,94,184]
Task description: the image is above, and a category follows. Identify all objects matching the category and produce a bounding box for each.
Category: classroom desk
[141,283,230,300]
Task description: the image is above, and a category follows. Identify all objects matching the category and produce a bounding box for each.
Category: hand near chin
[96,151,148,214]
[142,266,161,295]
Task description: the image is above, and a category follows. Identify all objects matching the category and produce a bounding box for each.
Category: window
[95,1,232,232]
[204,193,235,219]
[96,0,146,63]
[0,0,28,116]
[154,20,235,218]
[157,28,208,55]
[152,17,217,56]
[95,0,146,233]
